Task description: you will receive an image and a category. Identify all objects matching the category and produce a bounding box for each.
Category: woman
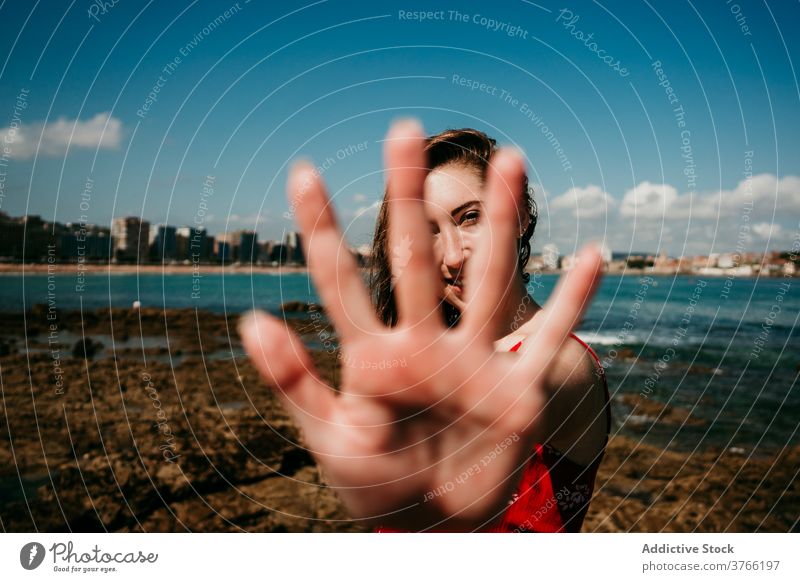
[240,120,609,532]
[370,127,611,532]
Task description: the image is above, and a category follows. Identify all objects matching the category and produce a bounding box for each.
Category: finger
[460,148,526,343]
[384,119,441,330]
[519,244,604,382]
[239,310,337,427]
[289,162,381,341]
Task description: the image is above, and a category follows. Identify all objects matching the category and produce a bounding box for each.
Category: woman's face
[423,163,485,312]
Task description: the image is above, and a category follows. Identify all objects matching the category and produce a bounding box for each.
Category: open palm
[240,120,603,531]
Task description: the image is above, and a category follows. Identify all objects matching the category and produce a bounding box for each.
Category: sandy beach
[0,306,796,532]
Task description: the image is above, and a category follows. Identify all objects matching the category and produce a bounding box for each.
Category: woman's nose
[441,229,466,270]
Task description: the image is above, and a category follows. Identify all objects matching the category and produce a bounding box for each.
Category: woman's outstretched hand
[239,120,603,531]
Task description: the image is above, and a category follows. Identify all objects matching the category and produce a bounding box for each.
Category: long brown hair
[369,128,537,327]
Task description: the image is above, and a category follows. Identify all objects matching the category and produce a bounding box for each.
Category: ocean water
[1,271,797,451]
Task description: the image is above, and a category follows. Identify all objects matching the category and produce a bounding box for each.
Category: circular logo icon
[20,542,46,570]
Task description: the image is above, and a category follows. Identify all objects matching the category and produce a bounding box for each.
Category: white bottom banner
[1,533,797,581]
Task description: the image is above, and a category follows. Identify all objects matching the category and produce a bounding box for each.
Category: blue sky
[1,0,798,255]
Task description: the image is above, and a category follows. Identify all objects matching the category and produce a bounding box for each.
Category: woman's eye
[461,211,480,225]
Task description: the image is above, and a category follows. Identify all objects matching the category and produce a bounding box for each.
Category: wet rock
[0,338,15,356]
[617,393,706,428]
[2,308,797,533]
[281,301,323,313]
[72,337,104,359]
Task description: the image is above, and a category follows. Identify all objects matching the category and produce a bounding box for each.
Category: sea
[1,271,797,452]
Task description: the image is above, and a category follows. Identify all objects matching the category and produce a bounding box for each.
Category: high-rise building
[111,217,149,262]
[259,240,274,263]
[269,242,287,265]
[238,230,258,263]
[205,235,215,261]
[149,224,177,260]
[216,239,232,262]
[175,227,190,260]
[284,231,305,265]
[190,227,210,261]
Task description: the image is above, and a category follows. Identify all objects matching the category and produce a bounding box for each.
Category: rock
[0,338,15,356]
[280,301,323,313]
[617,393,706,427]
[72,337,104,359]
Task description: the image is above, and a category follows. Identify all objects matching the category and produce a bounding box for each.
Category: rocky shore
[0,307,796,532]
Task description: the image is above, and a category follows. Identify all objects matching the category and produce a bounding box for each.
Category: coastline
[0,262,791,278]
[0,263,311,274]
[0,306,796,532]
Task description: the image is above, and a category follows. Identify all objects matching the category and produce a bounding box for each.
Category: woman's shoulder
[542,333,604,403]
[542,337,609,466]
[506,313,609,466]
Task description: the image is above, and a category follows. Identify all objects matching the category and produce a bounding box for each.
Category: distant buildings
[542,243,560,270]
[111,217,150,262]
[175,226,213,262]
[0,211,306,266]
[0,212,111,262]
[0,211,796,276]
[599,243,613,264]
[717,253,735,269]
[0,213,53,260]
[211,229,260,263]
[59,223,111,261]
[255,232,305,266]
[560,253,579,271]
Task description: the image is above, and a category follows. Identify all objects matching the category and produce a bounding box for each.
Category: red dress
[376,332,611,533]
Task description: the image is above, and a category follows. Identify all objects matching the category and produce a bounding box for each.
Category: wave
[575,330,737,349]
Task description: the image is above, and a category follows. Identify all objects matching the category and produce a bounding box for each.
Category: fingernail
[290,158,317,176]
[390,117,424,136]
[506,148,528,174]
[238,309,266,336]
[287,161,319,208]
[506,146,526,163]
[585,240,602,254]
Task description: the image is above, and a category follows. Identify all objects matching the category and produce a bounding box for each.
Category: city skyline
[1,209,796,275]
[0,210,307,265]
[0,1,798,256]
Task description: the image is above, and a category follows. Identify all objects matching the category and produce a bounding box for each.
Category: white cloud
[752,222,782,240]
[683,174,800,220]
[333,174,798,254]
[541,174,799,255]
[0,112,123,159]
[550,185,614,218]
[620,181,679,219]
[352,192,367,202]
